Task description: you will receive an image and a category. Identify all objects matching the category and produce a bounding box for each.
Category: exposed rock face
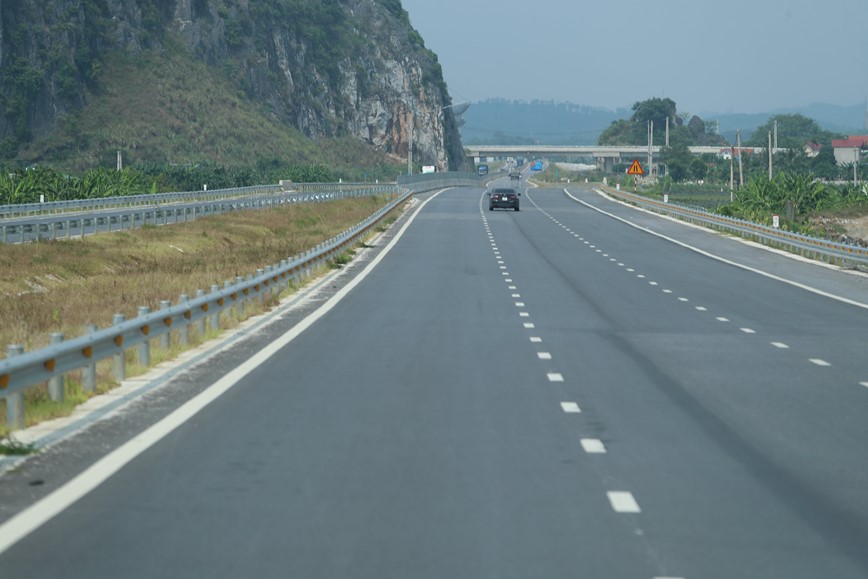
[0,0,464,170]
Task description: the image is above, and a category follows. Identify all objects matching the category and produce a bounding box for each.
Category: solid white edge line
[0,189,448,556]
[566,188,868,311]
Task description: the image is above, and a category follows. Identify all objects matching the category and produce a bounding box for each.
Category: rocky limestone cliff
[0,0,464,170]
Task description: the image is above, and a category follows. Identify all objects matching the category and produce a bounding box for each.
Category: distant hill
[461,99,630,145]
[710,102,867,143]
[463,99,867,146]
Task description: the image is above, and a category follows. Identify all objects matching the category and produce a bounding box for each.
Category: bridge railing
[0,188,412,431]
[597,184,868,268]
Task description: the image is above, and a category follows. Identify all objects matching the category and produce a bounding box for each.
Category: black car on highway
[488,188,520,211]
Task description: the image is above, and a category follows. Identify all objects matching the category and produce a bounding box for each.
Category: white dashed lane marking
[580,439,607,454]
[561,402,581,413]
[530,337,542,343]
[524,323,535,329]
[810,359,831,367]
[537,352,552,360]
[771,342,790,349]
[740,328,756,334]
[607,491,641,513]
[716,317,729,322]
[547,373,564,382]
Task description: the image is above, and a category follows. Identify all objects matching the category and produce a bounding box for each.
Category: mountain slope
[0,0,465,172]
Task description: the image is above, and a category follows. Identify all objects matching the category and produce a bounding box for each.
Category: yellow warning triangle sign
[627,159,645,176]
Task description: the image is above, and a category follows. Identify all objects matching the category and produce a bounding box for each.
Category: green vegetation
[600,98,724,149]
[719,174,868,228]
[0,435,37,456]
[9,40,401,181]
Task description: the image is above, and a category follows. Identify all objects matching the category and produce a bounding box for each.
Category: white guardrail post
[6,346,25,430]
[112,314,126,382]
[48,333,65,402]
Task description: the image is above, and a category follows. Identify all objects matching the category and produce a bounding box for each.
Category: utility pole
[647,120,654,177]
[666,117,669,148]
[773,120,778,151]
[117,150,122,172]
[737,129,744,189]
[768,131,773,180]
[730,146,735,200]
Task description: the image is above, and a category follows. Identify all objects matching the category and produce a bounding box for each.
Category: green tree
[748,114,842,150]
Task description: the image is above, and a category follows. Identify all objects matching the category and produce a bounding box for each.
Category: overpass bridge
[466,145,768,172]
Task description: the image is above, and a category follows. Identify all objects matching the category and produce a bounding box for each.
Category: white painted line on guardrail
[566,188,868,311]
[0,188,447,557]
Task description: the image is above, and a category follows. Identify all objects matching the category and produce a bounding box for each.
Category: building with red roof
[832,136,868,165]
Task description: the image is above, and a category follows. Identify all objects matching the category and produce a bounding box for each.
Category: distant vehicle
[488,187,520,211]
[477,164,489,176]
[510,170,521,181]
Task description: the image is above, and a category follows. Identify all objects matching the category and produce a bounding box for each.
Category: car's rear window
[494,188,515,194]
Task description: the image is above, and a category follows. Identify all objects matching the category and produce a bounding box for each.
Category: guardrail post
[6,345,25,430]
[210,284,221,331]
[179,294,190,346]
[82,323,97,393]
[236,277,245,318]
[279,260,289,292]
[196,289,207,336]
[112,314,126,382]
[159,300,172,350]
[48,332,65,402]
[224,280,236,319]
[137,306,151,367]
[257,269,267,306]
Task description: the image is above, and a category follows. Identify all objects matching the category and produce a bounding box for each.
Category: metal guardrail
[0,185,398,243]
[0,182,395,219]
[0,189,412,430]
[0,184,283,219]
[597,184,868,268]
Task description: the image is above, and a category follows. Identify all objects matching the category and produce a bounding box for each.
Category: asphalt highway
[1,182,867,578]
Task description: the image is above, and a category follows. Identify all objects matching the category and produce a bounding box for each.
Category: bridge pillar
[596,156,616,173]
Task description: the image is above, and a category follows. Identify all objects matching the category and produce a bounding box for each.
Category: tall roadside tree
[747,114,840,150]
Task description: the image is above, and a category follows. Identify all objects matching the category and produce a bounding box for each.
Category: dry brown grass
[0,195,398,352]
[0,194,402,435]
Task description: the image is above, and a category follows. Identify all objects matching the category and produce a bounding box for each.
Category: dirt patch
[812,214,868,247]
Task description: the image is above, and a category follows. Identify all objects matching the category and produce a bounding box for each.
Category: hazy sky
[400,0,868,115]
